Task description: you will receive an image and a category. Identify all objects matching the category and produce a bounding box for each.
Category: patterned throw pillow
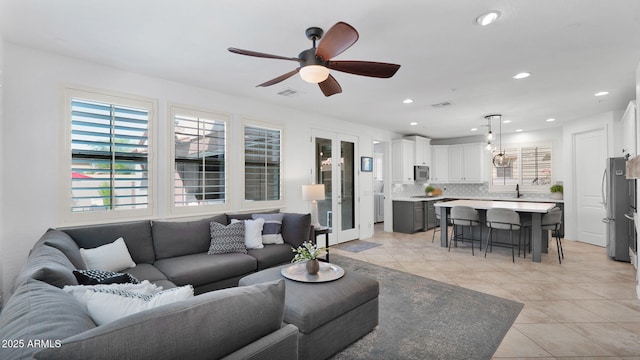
[208,221,247,255]
[251,213,285,244]
[73,269,140,285]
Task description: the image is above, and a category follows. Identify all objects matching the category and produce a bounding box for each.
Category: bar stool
[523,207,564,264]
[485,208,521,263]
[449,206,482,255]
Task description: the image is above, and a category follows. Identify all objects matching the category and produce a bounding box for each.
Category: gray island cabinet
[392,199,440,234]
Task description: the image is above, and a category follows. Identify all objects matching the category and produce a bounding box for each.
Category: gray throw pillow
[208,222,247,255]
[252,213,285,244]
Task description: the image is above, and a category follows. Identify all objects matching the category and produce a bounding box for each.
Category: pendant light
[485,116,494,150]
[487,114,511,168]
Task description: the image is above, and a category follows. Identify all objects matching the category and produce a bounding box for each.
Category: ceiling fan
[228,22,401,97]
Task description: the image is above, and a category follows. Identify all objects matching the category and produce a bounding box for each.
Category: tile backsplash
[392,182,553,200]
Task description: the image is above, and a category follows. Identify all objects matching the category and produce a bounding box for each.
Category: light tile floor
[331,224,640,359]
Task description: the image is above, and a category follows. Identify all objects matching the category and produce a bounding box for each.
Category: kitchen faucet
[516,184,522,198]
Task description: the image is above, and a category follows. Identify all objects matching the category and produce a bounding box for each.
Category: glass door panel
[315,137,332,228]
[341,140,355,231]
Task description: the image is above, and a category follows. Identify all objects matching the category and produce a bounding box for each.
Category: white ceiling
[2,0,640,139]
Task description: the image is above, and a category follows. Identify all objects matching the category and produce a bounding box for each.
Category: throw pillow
[64,282,194,325]
[231,218,265,249]
[79,237,136,272]
[208,221,247,254]
[252,213,285,244]
[73,269,140,285]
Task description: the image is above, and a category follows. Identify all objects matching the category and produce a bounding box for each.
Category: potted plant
[292,241,327,274]
[425,185,436,196]
[550,184,563,200]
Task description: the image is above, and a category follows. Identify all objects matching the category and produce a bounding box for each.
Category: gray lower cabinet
[425,200,438,230]
[393,201,424,233]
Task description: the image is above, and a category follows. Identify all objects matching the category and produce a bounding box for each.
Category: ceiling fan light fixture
[299,65,330,84]
[476,11,501,26]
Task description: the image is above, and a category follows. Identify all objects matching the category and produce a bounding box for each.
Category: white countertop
[392,195,563,203]
[433,199,557,213]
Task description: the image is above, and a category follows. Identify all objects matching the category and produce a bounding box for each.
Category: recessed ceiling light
[503,120,512,124]
[470,128,478,132]
[594,91,609,97]
[546,118,556,122]
[403,98,414,104]
[410,122,418,126]
[515,129,523,132]
[476,10,501,26]
[513,72,531,79]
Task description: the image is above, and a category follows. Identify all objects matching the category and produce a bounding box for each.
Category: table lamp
[302,184,325,228]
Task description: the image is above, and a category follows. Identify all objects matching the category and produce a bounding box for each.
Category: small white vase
[550,192,563,200]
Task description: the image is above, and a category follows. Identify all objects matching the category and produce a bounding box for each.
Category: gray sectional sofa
[0,211,312,360]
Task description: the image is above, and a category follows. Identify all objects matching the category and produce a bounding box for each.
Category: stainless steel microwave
[414,166,429,181]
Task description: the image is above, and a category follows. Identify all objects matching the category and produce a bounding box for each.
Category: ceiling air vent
[277,88,301,97]
[431,101,452,108]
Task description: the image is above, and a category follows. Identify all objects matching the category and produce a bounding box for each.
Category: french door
[312,130,359,244]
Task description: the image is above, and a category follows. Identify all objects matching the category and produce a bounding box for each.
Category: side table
[314,226,331,262]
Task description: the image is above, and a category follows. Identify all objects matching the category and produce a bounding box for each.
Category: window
[171,105,228,213]
[64,88,155,222]
[243,123,282,203]
[490,143,552,191]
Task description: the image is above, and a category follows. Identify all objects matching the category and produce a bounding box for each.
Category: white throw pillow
[64,281,194,325]
[79,237,136,272]
[231,218,265,249]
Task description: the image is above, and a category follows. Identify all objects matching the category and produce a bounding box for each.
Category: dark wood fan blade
[316,22,359,60]
[228,47,301,62]
[327,60,400,78]
[257,68,300,87]
[318,74,342,97]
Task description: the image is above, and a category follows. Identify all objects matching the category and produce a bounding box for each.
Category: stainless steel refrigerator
[602,157,634,262]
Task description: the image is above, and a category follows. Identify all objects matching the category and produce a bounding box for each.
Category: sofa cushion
[14,244,79,289]
[62,220,155,264]
[152,215,226,259]
[247,244,294,271]
[282,213,312,247]
[123,263,171,283]
[231,218,265,250]
[154,252,257,287]
[208,221,247,255]
[79,237,137,272]
[0,279,96,360]
[36,280,287,360]
[39,228,86,270]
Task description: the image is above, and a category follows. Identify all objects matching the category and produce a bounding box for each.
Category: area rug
[329,254,523,360]
[332,239,382,253]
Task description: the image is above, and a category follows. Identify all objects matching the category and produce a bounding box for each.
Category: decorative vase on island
[550,192,563,200]
[306,259,320,275]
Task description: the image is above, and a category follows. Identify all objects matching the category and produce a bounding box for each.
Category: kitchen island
[434,199,558,263]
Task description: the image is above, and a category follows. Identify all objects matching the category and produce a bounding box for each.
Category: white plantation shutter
[172,108,227,209]
[70,98,150,212]
[489,143,553,192]
[244,125,281,201]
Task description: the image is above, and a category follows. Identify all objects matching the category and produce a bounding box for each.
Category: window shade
[244,125,281,201]
[71,98,149,212]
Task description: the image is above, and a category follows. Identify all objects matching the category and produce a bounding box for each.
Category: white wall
[0,38,5,305]
[0,42,398,302]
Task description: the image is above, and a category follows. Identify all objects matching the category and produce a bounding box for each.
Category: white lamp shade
[299,65,330,84]
[302,184,325,201]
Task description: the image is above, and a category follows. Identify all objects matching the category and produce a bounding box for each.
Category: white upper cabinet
[431,143,485,183]
[430,145,449,183]
[405,135,431,166]
[392,139,415,183]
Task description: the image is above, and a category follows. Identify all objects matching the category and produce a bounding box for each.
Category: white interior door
[574,128,607,246]
[312,130,359,244]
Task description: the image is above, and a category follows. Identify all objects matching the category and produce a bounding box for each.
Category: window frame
[240,117,284,210]
[169,104,231,216]
[488,141,554,193]
[60,86,157,225]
